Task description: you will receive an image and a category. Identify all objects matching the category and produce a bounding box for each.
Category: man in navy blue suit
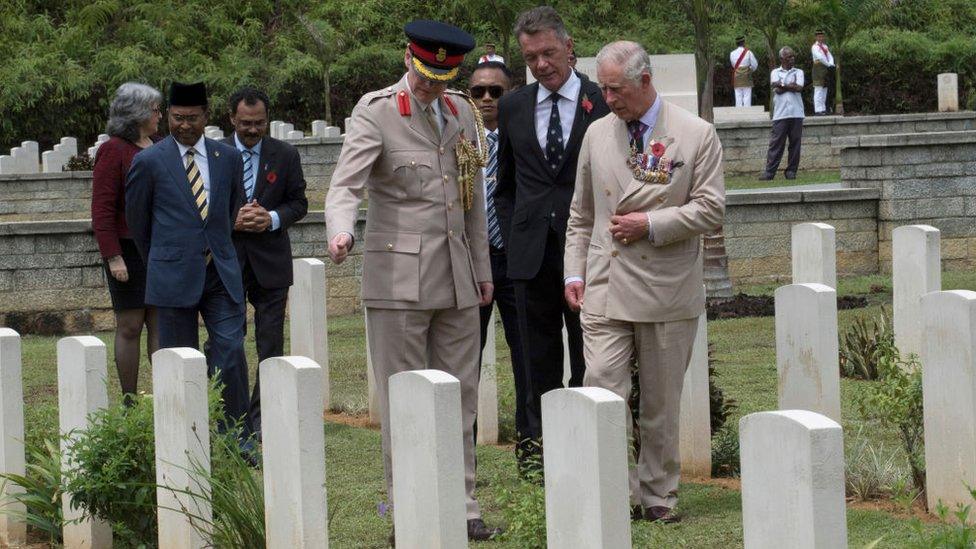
[126,81,249,432]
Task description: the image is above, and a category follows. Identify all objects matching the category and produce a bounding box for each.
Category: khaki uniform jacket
[564,100,725,323]
[325,74,491,310]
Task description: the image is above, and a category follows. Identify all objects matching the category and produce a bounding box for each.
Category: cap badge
[436,48,447,62]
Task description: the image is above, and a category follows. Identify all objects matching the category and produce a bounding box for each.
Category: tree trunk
[700,63,715,122]
[833,50,844,115]
[703,229,734,298]
[323,69,332,125]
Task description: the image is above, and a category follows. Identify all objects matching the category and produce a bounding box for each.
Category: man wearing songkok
[564,40,725,524]
[324,19,501,542]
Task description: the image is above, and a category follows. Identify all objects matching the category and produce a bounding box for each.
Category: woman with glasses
[91,82,163,401]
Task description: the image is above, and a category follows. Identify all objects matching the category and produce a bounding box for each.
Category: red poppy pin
[651,142,666,158]
[267,171,277,184]
[581,96,593,114]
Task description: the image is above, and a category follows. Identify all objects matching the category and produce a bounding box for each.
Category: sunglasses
[469,85,505,99]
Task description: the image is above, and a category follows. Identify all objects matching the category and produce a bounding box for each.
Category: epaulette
[361,86,397,108]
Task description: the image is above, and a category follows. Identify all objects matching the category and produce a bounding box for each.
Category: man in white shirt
[729,36,759,107]
[811,30,835,115]
[478,43,505,64]
[760,47,805,181]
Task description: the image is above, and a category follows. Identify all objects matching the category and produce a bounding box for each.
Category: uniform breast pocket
[389,151,434,200]
[362,230,422,302]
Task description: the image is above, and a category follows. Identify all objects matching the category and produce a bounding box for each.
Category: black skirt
[103,239,148,311]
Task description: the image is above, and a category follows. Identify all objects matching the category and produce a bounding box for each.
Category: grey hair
[105,82,162,143]
[513,6,569,41]
[779,46,794,58]
[596,41,652,84]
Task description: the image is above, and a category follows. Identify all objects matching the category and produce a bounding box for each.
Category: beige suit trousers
[581,312,698,509]
[367,305,482,520]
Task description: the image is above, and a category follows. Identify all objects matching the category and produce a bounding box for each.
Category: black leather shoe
[784,172,797,180]
[388,527,395,547]
[758,172,773,181]
[644,505,682,524]
[467,518,503,541]
[631,505,643,520]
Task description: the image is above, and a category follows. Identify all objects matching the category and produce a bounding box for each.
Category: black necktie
[545,93,564,170]
[628,120,647,152]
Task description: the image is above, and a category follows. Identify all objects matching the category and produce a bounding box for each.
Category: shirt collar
[536,70,581,105]
[404,75,443,117]
[176,134,207,159]
[637,95,662,133]
[233,132,262,155]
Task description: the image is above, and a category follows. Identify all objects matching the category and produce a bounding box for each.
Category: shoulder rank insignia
[397,90,411,116]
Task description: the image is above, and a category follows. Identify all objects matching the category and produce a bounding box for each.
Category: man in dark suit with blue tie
[495,6,610,470]
[223,87,308,436]
[126,81,250,432]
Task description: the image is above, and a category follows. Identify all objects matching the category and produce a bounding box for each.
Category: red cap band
[409,42,465,68]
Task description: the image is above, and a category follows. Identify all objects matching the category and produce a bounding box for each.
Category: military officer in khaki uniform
[324,19,501,542]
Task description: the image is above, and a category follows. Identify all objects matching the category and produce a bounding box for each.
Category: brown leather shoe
[467,518,503,541]
[631,505,644,520]
[644,506,682,524]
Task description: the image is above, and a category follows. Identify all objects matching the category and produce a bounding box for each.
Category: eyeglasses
[469,85,505,99]
[170,113,204,124]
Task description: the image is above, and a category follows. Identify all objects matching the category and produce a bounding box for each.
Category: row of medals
[627,142,672,184]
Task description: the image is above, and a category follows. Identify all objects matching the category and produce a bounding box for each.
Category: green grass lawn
[725,169,841,191]
[17,271,976,547]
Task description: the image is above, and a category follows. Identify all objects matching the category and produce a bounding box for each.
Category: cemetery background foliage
[3,0,976,150]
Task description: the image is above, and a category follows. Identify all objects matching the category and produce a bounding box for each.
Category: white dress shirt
[535,71,581,151]
[770,67,806,120]
[729,47,759,72]
[811,42,835,67]
[176,135,210,195]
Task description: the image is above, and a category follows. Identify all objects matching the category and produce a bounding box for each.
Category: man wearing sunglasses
[469,62,526,447]
[324,19,501,542]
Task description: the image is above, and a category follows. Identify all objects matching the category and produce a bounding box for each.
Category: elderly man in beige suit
[564,40,725,524]
[324,20,501,541]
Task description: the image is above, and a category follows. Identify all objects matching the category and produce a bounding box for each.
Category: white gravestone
[311,120,327,137]
[938,73,959,112]
[792,222,836,288]
[893,225,941,360]
[389,370,468,548]
[921,290,976,512]
[287,130,304,140]
[561,324,572,386]
[270,120,283,139]
[543,388,631,549]
[679,312,711,477]
[289,258,330,408]
[0,329,26,546]
[260,357,329,548]
[365,311,380,424]
[8,147,26,174]
[152,348,211,548]
[60,136,79,157]
[42,150,64,173]
[477,308,498,445]
[20,141,38,173]
[0,155,17,174]
[343,117,353,135]
[57,337,113,548]
[774,284,841,422]
[739,410,847,549]
[279,123,295,138]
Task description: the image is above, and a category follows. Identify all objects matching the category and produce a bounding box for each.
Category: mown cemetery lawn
[725,169,841,191]
[20,271,976,547]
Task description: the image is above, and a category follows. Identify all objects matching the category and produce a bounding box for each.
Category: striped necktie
[185,148,211,264]
[242,148,254,200]
[485,132,503,249]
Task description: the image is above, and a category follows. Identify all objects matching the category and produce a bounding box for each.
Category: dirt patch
[707,294,868,320]
[324,411,379,430]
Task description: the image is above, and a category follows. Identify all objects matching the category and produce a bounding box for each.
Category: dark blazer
[222,135,308,289]
[125,135,245,307]
[495,73,610,280]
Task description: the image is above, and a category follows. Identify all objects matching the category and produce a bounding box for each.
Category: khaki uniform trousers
[581,312,698,509]
[367,305,482,520]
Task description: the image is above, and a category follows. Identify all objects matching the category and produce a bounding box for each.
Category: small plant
[497,456,546,549]
[845,427,905,501]
[708,344,737,435]
[64,153,94,171]
[0,439,64,544]
[908,487,976,548]
[857,347,926,505]
[839,308,895,380]
[711,423,740,477]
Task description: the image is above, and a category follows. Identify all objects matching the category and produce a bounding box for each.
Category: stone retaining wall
[724,188,880,285]
[718,111,976,176]
[836,130,976,273]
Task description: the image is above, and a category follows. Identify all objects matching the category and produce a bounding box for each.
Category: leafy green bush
[857,347,926,504]
[496,461,546,549]
[711,423,740,478]
[0,439,64,545]
[61,394,158,546]
[907,487,976,548]
[839,309,894,381]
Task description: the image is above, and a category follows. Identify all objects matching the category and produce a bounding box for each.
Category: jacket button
[410,161,416,167]
[443,175,449,182]
[448,230,455,237]
[605,189,611,196]
[658,197,665,203]
[641,255,648,260]
[386,243,393,250]
[611,250,619,257]
[448,202,454,210]
[439,147,445,154]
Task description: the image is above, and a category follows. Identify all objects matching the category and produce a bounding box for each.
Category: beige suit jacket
[564,99,725,323]
[325,74,491,310]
